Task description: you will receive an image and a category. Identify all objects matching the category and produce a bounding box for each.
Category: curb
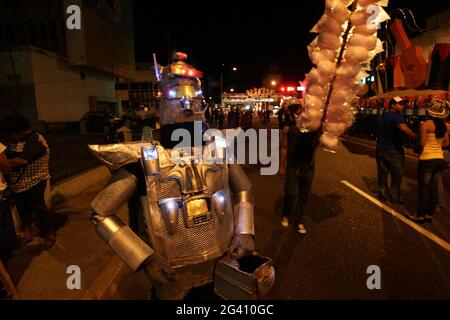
[12,165,111,233]
[46,166,111,207]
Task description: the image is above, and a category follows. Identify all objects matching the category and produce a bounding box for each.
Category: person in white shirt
[0,142,10,178]
[1,142,17,253]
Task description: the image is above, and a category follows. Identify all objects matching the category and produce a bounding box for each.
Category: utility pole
[220,69,223,105]
[166,27,171,62]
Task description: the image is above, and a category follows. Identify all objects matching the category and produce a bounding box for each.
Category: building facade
[0,0,135,131]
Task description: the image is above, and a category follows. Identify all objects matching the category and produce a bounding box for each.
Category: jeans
[14,179,54,236]
[376,149,405,201]
[0,198,18,253]
[282,161,315,225]
[417,159,446,216]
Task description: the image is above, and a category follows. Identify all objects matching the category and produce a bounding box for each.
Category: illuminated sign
[279,84,297,94]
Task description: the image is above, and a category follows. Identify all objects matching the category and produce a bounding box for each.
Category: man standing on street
[279,99,319,235]
[376,96,417,203]
[1,114,55,251]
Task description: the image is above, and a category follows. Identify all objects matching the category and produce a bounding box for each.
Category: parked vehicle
[80,112,120,133]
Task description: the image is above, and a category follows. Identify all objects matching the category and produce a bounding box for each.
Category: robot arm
[228,163,255,258]
[229,163,255,235]
[90,168,153,272]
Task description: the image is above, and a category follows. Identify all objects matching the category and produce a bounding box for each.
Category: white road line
[341,138,417,160]
[341,180,450,252]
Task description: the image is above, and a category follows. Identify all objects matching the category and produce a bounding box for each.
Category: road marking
[341,138,417,160]
[341,180,450,252]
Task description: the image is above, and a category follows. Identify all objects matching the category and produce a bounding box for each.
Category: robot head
[156,52,207,149]
[158,52,206,126]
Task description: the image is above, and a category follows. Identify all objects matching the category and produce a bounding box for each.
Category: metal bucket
[214,254,275,300]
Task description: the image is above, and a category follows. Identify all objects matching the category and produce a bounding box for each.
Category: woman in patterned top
[1,114,55,251]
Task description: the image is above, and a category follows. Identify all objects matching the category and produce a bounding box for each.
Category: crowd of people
[206,106,255,130]
[0,97,449,265]
[375,97,449,222]
[276,96,449,234]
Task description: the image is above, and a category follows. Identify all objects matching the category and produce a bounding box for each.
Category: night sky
[133,0,449,90]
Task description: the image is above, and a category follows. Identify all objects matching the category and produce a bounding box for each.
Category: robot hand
[228,234,255,259]
[144,252,177,285]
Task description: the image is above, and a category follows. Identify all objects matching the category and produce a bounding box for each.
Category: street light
[220,65,238,105]
[230,88,235,92]
[271,80,277,86]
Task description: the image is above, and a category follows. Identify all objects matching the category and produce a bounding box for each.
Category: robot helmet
[157,52,206,126]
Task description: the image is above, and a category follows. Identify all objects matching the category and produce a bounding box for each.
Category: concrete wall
[0,50,38,124]
[0,48,117,124]
[31,50,117,122]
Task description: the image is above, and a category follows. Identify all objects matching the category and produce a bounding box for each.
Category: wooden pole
[0,259,19,300]
[320,1,359,129]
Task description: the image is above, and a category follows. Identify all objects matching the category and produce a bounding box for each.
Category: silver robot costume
[88,52,256,299]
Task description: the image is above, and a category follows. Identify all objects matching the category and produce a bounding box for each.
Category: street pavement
[255,130,450,299]
[4,120,450,300]
[3,178,146,299]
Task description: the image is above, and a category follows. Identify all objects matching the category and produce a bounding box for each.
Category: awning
[370,89,449,99]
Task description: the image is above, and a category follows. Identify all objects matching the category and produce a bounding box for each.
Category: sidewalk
[2,165,149,299]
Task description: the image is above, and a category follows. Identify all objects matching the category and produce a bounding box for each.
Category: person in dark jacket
[279,99,319,235]
[376,96,417,203]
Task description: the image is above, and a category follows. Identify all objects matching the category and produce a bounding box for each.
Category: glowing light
[217,194,225,203]
[297,86,305,91]
[230,88,234,92]
[271,80,277,86]
[169,90,176,97]
[166,201,176,211]
[195,90,202,96]
[232,67,238,71]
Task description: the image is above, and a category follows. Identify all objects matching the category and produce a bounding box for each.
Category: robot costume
[88,52,266,299]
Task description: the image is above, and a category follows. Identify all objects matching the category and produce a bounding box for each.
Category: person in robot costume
[88,52,256,299]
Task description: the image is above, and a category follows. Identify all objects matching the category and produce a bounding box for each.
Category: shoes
[280,217,289,228]
[407,214,424,222]
[297,224,307,235]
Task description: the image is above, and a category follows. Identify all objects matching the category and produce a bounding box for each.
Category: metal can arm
[228,163,255,236]
[90,168,154,272]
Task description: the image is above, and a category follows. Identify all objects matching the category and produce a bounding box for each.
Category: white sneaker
[280,217,289,228]
[297,224,307,235]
